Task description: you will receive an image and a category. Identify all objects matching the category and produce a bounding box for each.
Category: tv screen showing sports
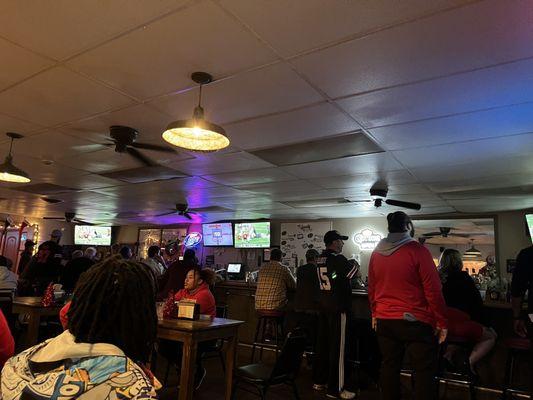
[234,222,271,248]
[526,214,533,242]
[74,225,112,246]
[227,263,242,273]
[202,223,233,246]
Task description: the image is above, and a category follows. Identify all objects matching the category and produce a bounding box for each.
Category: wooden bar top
[13,297,63,308]
[158,317,243,332]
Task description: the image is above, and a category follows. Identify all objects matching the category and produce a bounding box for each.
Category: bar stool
[438,335,476,400]
[251,310,284,363]
[501,337,531,400]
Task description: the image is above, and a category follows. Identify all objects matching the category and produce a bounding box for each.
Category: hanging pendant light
[0,132,30,183]
[162,72,229,152]
[463,239,482,259]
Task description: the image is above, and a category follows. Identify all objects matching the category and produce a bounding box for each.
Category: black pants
[376,319,438,400]
[313,311,348,395]
[528,320,533,394]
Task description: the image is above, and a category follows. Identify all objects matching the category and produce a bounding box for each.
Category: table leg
[225,333,237,400]
[25,312,40,348]
[179,336,197,400]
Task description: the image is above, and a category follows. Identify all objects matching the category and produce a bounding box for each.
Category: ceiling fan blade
[43,217,64,220]
[183,212,193,220]
[422,232,442,237]
[131,142,176,153]
[125,147,157,166]
[155,211,177,217]
[385,199,422,210]
[73,218,95,226]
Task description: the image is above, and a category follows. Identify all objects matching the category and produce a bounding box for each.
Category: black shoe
[194,367,206,390]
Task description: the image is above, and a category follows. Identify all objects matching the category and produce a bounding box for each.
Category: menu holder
[176,300,200,320]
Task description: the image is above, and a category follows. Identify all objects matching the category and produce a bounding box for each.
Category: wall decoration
[353,228,383,251]
[280,222,332,269]
[184,232,202,248]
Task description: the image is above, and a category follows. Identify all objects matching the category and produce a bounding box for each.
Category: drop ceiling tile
[203,167,296,186]
[226,103,360,150]
[426,173,533,193]
[448,197,533,213]
[293,0,533,98]
[311,170,416,189]
[0,38,53,91]
[57,148,147,173]
[0,67,133,126]
[149,62,322,124]
[0,0,192,60]
[282,153,402,179]
[338,58,533,128]
[163,151,274,176]
[234,180,314,194]
[410,153,533,182]
[220,0,466,57]
[54,173,127,190]
[368,102,533,151]
[0,113,43,136]
[67,1,277,99]
[392,132,533,169]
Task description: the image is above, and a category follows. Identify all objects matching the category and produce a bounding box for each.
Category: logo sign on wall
[353,228,383,251]
[184,232,202,248]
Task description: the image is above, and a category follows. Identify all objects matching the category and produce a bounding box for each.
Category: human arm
[284,266,296,290]
[0,310,14,368]
[511,249,529,337]
[367,254,377,330]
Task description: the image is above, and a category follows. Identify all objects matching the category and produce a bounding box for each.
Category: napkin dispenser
[176,300,200,320]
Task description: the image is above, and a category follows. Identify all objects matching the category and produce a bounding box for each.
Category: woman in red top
[174,268,216,318]
[0,310,14,368]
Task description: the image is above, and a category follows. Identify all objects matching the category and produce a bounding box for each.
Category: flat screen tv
[74,225,112,246]
[526,213,533,242]
[202,222,233,246]
[234,222,271,248]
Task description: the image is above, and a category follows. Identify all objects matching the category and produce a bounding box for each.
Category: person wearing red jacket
[368,212,448,400]
[0,309,14,368]
[174,268,216,318]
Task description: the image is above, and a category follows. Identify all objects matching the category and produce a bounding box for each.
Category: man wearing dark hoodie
[368,212,448,400]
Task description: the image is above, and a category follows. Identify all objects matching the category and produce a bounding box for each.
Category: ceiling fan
[422,227,474,238]
[43,212,94,225]
[156,203,228,220]
[349,186,422,210]
[99,125,176,166]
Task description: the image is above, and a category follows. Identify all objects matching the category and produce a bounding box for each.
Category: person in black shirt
[17,240,34,275]
[60,248,96,293]
[18,241,62,296]
[313,231,358,400]
[510,244,533,391]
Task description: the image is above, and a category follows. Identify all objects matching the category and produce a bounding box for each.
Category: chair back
[270,329,306,381]
[216,304,228,319]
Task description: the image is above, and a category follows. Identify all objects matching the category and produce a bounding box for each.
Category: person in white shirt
[0,256,17,291]
[145,245,166,279]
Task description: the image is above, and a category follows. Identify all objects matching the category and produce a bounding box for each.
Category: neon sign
[184,232,202,248]
[353,228,383,251]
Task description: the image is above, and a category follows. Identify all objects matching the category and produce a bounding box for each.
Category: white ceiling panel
[293,0,533,98]
[203,167,296,186]
[226,102,360,150]
[51,173,126,191]
[282,153,402,179]
[0,38,53,91]
[67,1,277,99]
[234,180,314,194]
[427,173,533,194]
[410,153,533,182]
[219,0,468,57]
[368,102,533,151]
[338,58,533,128]
[0,114,43,137]
[164,151,274,176]
[0,67,133,126]
[0,0,192,60]
[149,62,322,124]
[310,170,416,189]
[449,197,533,213]
[57,148,151,174]
[392,132,533,169]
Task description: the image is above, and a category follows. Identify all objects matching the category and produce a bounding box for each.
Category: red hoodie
[174,282,216,318]
[368,240,447,329]
[0,310,14,368]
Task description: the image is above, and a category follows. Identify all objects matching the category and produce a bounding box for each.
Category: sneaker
[326,389,356,399]
[312,383,327,391]
[194,367,206,391]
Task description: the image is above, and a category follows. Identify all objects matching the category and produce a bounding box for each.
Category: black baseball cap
[324,230,349,245]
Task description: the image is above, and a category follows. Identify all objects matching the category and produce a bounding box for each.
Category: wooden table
[12,297,63,348]
[157,317,243,400]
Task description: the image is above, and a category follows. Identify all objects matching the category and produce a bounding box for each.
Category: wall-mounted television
[234,222,271,248]
[74,225,112,246]
[526,213,533,242]
[202,223,233,247]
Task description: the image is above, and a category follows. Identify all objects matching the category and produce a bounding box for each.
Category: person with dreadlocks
[1,256,160,399]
